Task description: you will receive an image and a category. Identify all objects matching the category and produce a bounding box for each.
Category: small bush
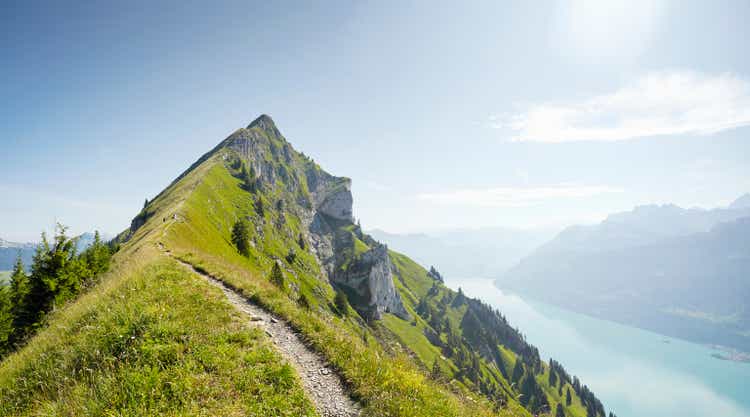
[334,289,349,316]
[269,262,285,290]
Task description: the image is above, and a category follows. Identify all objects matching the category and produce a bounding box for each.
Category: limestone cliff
[219,114,408,321]
[332,243,410,320]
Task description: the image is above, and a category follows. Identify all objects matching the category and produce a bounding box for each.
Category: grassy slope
[387,252,588,417]
[0,122,594,417]
[0,271,9,286]
[161,154,512,416]
[0,243,315,416]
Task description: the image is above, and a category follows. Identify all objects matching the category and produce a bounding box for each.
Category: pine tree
[269,262,285,289]
[0,286,12,353]
[297,233,306,250]
[566,387,572,406]
[549,369,558,387]
[240,163,257,192]
[231,220,250,256]
[83,231,111,278]
[143,198,149,208]
[23,225,80,329]
[511,359,524,383]
[556,403,566,417]
[430,358,443,380]
[254,197,265,217]
[9,256,28,314]
[334,289,349,316]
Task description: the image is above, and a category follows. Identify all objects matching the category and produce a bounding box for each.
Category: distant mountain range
[368,227,556,281]
[498,194,750,352]
[0,239,36,272]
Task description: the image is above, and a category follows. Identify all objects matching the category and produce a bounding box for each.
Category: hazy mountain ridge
[499,197,750,352]
[0,239,35,273]
[368,227,556,280]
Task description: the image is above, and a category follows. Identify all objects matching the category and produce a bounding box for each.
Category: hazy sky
[2,0,750,241]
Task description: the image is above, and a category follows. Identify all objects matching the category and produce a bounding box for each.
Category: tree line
[0,225,114,357]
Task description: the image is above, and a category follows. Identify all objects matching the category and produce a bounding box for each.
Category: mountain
[1,115,609,417]
[369,227,556,281]
[729,193,750,209]
[74,231,112,254]
[499,199,750,352]
[0,239,35,272]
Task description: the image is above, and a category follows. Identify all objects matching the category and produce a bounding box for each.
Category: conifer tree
[25,225,78,325]
[430,358,443,380]
[83,231,111,277]
[231,220,251,256]
[334,289,349,316]
[269,262,285,289]
[240,163,257,192]
[556,403,566,417]
[549,369,558,387]
[254,197,265,217]
[566,387,572,406]
[9,256,28,315]
[511,359,524,383]
[0,286,12,353]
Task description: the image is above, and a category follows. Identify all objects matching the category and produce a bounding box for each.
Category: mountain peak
[247,114,277,130]
[729,193,750,209]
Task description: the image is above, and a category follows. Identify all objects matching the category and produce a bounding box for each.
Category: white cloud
[416,184,623,208]
[494,71,750,142]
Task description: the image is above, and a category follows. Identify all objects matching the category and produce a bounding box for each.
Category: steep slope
[1,115,608,417]
[500,201,750,352]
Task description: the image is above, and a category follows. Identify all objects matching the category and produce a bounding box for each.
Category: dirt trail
[173,257,361,417]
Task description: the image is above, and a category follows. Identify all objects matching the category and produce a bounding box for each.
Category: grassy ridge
[0,245,315,416]
[158,154,513,416]
[0,118,602,416]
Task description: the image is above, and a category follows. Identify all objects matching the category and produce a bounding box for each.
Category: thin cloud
[416,184,623,208]
[493,71,750,142]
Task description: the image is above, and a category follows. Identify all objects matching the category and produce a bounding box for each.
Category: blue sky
[2,0,750,241]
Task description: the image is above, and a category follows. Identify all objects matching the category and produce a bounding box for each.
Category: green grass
[0,127,595,417]
[0,248,315,416]
[144,153,519,416]
[0,272,9,286]
[381,314,442,368]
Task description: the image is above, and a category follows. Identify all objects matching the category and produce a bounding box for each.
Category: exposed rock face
[317,181,354,222]
[332,244,410,320]
[218,114,409,321]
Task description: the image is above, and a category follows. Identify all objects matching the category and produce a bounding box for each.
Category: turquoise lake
[454,278,750,417]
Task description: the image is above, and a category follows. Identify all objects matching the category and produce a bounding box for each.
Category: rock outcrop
[317,181,354,222]
[218,114,409,321]
[332,243,410,320]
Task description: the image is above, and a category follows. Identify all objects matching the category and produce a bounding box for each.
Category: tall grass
[0,248,315,417]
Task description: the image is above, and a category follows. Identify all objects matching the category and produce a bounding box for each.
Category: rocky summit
[202,115,407,321]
